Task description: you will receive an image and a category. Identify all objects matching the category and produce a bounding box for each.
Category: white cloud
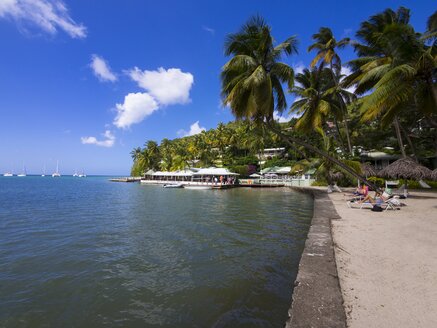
[202,25,215,34]
[341,66,356,94]
[127,67,194,105]
[81,130,115,148]
[177,121,206,137]
[90,54,117,82]
[293,62,306,75]
[274,111,291,123]
[0,0,86,38]
[113,92,159,129]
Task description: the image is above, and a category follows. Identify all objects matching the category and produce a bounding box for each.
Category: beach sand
[329,190,437,328]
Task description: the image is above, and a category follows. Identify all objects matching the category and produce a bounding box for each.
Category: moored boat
[52,160,61,177]
[183,185,213,190]
[17,164,27,177]
[163,183,184,188]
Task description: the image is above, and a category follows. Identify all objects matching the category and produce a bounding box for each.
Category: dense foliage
[131,7,437,184]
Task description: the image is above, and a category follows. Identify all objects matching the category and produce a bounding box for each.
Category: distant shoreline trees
[131,7,437,187]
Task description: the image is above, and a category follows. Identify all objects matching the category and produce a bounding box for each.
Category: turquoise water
[0,176,313,327]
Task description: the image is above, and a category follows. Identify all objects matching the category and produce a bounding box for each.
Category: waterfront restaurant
[141,167,239,185]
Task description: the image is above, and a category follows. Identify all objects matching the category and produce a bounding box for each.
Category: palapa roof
[378,157,432,180]
[432,169,437,181]
[360,163,377,177]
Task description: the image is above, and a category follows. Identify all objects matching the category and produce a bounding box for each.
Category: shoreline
[329,190,437,327]
[285,188,346,327]
[286,187,437,327]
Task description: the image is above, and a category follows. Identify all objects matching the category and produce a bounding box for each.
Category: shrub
[312,179,328,186]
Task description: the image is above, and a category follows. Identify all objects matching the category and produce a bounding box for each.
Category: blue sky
[0,0,433,175]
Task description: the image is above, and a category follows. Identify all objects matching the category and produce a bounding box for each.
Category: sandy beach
[329,190,437,328]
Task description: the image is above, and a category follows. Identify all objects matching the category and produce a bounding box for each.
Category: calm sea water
[0,176,313,328]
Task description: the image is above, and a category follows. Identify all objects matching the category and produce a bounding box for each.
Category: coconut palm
[308,27,350,74]
[144,140,161,170]
[290,68,334,132]
[130,147,142,161]
[221,15,297,122]
[159,138,173,171]
[308,27,353,153]
[345,7,437,157]
[221,15,378,190]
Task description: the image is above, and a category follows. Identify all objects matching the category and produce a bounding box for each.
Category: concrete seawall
[285,188,346,327]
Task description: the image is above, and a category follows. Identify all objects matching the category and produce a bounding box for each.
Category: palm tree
[160,138,173,171]
[221,15,377,189]
[290,68,333,132]
[221,15,297,122]
[345,7,437,157]
[308,27,350,74]
[144,140,161,170]
[308,27,353,153]
[130,147,142,161]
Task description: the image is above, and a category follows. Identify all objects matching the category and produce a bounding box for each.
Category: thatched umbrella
[361,163,377,177]
[432,169,437,181]
[378,157,432,195]
[356,163,377,188]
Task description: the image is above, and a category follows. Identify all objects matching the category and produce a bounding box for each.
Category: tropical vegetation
[131,7,437,187]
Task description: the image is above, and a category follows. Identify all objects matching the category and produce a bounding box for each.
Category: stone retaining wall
[285,189,346,328]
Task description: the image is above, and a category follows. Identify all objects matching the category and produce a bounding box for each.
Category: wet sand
[329,190,437,328]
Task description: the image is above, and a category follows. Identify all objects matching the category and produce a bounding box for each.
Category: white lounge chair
[347,196,401,211]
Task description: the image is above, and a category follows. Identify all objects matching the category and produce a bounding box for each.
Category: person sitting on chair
[358,188,391,205]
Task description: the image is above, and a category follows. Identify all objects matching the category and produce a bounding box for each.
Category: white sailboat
[78,169,86,178]
[3,172,13,177]
[17,163,27,177]
[73,170,79,177]
[52,161,61,177]
[42,164,46,177]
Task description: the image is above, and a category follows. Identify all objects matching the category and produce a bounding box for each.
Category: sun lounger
[347,196,401,211]
[385,180,399,189]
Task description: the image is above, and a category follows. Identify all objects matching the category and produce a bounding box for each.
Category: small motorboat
[163,183,184,188]
[183,185,212,190]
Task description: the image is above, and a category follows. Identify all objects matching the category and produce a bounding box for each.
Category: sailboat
[78,169,86,178]
[17,163,27,177]
[52,161,61,177]
[42,164,46,177]
[73,170,79,177]
[3,172,13,177]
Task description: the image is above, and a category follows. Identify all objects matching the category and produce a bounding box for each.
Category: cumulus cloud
[81,130,115,147]
[90,54,117,82]
[113,92,159,129]
[177,121,206,137]
[273,111,291,123]
[127,67,194,105]
[0,0,86,38]
[340,66,356,94]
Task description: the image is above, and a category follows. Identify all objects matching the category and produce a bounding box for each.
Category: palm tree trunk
[427,117,437,157]
[400,124,418,162]
[343,111,353,155]
[333,118,347,153]
[393,116,407,158]
[266,121,380,191]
